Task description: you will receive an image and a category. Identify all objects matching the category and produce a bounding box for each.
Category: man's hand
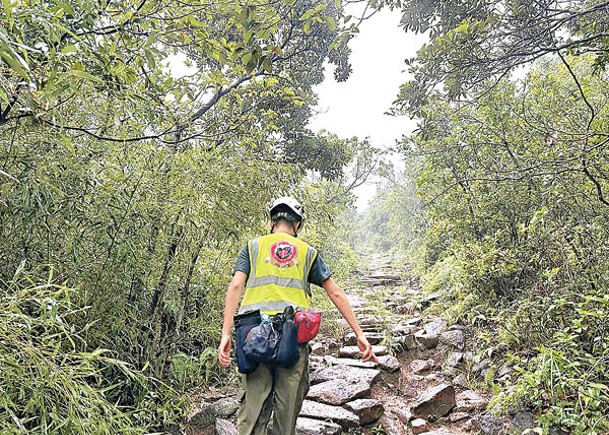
[218,334,232,367]
[356,335,379,363]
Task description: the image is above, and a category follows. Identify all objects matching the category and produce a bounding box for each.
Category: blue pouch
[243,322,280,363]
[276,317,299,368]
[234,310,261,374]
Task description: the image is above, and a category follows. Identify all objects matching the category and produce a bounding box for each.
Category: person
[217,196,378,435]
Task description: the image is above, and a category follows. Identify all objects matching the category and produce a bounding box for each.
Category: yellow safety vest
[238,233,317,315]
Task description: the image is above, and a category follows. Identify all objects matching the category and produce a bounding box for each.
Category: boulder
[409,359,435,374]
[496,365,513,383]
[473,412,505,434]
[424,320,446,336]
[446,352,464,367]
[452,374,467,387]
[380,413,408,435]
[295,417,342,435]
[299,400,359,428]
[512,410,534,431]
[215,419,238,435]
[411,384,456,419]
[390,407,412,424]
[472,358,491,376]
[307,379,370,405]
[396,334,418,350]
[345,399,384,425]
[405,317,422,326]
[188,397,240,430]
[391,324,417,336]
[420,292,440,308]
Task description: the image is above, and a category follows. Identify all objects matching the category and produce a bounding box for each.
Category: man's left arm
[321,277,378,363]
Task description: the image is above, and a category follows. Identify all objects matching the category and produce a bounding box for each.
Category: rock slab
[455,390,489,412]
[338,345,388,358]
[410,418,431,434]
[439,330,465,350]
[324,355,378,369]
[473,412,505,434]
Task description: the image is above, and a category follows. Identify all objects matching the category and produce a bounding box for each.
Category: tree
[381,0,609,115]
[0,0,349,146]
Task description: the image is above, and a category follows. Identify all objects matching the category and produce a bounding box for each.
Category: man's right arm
[218,271,247,367]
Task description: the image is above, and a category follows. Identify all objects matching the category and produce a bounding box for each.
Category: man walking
[218,196,377,435]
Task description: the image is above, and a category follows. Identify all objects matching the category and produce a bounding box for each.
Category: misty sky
[308,9,427,210]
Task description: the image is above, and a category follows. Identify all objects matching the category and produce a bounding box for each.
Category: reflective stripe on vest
[238,233,317,315]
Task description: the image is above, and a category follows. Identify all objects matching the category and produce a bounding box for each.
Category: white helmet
[269,196,304,221]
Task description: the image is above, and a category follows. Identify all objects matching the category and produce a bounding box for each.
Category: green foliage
[169,348,223,392]
[0,273,185,434]
[486,288,609,433]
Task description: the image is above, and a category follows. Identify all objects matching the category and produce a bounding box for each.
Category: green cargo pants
[237,345,309,435]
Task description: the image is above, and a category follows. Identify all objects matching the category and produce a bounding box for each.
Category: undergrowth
[0,271,186,434]
[417,240,609,434]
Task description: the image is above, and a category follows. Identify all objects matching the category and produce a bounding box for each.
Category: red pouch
[294,309,321,344]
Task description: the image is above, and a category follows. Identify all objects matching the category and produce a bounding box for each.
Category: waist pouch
[243,322,280,363]
[294,309,321,344]
[234,310,261,374]
[242,307,300,369]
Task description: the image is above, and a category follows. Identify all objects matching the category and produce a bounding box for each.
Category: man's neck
[272,225,296,237]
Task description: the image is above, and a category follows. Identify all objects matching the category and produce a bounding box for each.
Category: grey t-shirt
[233,243,332,286]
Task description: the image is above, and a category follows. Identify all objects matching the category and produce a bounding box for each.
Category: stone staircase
[188,253,532,435]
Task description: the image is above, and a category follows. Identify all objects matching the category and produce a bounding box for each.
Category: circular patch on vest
[269,241,298,268]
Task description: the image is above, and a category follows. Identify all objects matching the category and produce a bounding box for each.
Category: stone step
[345,399,384,425]
[311,364,380,385]
[338,345,389,358]
[299,400,359,428]
[307,379,371,405]
[343,331,385,346]
[324,355,378,369]
[296,417,341,435]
